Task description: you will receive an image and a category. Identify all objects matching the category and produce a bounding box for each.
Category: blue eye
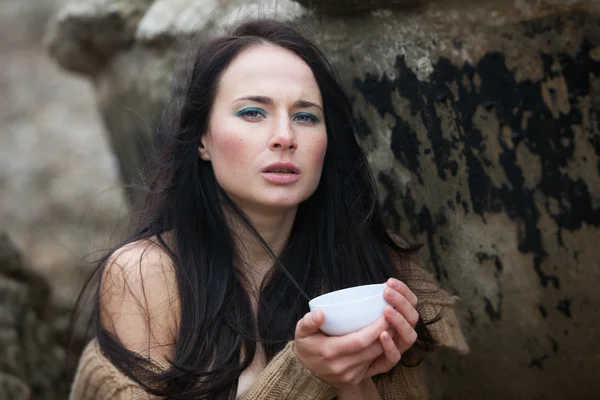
[237,107,265,119]
[293,113,320,124]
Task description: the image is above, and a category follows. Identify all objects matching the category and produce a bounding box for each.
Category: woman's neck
[227,205,297,292]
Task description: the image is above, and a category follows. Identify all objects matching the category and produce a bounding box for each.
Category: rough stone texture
[0,0,128,315]
[0,232,59,400]
[316,2,600,398]
[1,0,127,394]
[292,0,421,13]
[44,0,600,398]
[45,0,155,75]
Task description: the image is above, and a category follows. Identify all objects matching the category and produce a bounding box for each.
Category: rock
[0,0,128,314]
[313,3,600,398]
[0,232,59,400]
[291,0,421,14]
[44,0,600,397]
[45,0,155,75]
[1,0,129,396]
[135,0,221,43]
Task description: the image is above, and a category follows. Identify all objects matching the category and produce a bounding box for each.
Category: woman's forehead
[216,44,323,105]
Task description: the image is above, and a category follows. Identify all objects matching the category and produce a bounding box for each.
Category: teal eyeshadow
[235,107,265,116]
[235,108,320,122]
[294,112,320,122]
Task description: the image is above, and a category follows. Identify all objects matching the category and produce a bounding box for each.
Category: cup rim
[309,283,387,308]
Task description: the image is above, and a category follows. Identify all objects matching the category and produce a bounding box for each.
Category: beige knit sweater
[70,265,468,400]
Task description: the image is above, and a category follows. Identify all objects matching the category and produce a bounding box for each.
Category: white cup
[309,283,388,336]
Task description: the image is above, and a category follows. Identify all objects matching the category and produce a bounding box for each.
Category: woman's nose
[269,120,297,151]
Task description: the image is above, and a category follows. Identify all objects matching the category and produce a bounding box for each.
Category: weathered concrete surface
[44,0,600,398]
[45,0,155,75]
[1,0,127,394]
[292,0,421,13]
[316,3,600,398]
[0,0,128,315]
[0,232,59,400]
[317,3,600,398]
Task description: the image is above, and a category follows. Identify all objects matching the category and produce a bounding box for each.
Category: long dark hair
[85,18,435,399]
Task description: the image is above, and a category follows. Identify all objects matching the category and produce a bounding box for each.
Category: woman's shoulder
[105,237,176,279]
[102,237,178,308]
[100,237,180,361]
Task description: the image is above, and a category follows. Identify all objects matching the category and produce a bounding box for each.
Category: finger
[385,306,417,353]
[386,278,418,308]
[367,331,402,378]
[329,316,387,356]
[327,340,384,384]
[386,325,396,341]
[342,362,372,386]
[341,337,385,366]
[384,287,419,328]
[295,310,325,338]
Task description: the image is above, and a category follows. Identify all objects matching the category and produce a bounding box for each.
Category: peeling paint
[351,11,600,398]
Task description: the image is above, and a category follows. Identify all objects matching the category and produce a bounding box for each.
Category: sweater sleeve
[389,236,469,353]
[373,235,469,400]
[371,292,469,400]
[373,362,428,400]
[370,241,469,399]
[69,340,163,400]
[403,261,470,354]
[70,339,337,400]
[240,341,338,400]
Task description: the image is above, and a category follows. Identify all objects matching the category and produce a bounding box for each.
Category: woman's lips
[261,171,300,184]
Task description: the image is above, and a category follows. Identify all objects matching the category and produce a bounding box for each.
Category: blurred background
[0,0,128,322]
[1,0,599,399]
[0,0,128,398]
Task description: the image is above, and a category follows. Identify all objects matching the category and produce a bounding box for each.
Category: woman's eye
[237,108,265,120]
[294,113,319,124]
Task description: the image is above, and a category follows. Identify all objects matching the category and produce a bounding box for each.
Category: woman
[70,18,467,400]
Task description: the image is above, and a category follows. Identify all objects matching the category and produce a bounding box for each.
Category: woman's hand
[293,278,419,389]
[294,310,388,388]
[365,278,419,377]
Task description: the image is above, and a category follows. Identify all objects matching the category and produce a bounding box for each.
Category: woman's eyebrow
[294,99,323,111]
[233,95,272,105]
[233,96,323,111]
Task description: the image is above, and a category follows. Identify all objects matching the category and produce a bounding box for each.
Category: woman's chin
[259,198,302,211]
[246,194,306,213]
[228,188,313,214]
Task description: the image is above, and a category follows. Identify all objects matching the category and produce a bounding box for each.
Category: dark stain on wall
[556,297,573,317]
[355,19,600,294]
[529,335,561,370]
[391,118,424,184]
[529,353,550,369]
[353,16,600,374]
[534,255,560,289]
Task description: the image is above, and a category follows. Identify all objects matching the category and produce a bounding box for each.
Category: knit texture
[69,264,468,399]
[70,340,156,400]
[240,342,338,400]
[373,362,427,399]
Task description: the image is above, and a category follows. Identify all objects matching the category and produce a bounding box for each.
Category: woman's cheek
[313,134,328,168]
[213,133,250,167]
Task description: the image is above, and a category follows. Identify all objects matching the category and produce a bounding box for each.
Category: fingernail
[386,288,397,298]
[388,278,398,288]
[310,313,316,324]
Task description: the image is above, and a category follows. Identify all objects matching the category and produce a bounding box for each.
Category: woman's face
[200,44,328,214]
